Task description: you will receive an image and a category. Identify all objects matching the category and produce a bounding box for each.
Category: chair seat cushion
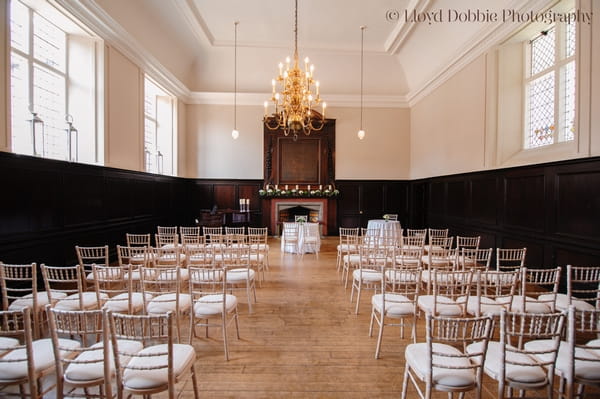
[418,295,463,316]
[103,292,150,313]
[55,292,108,310]
[540,293,595,311]
[123,344,196,390]
[147,293,191,314]
[8,291,59,311]
[468,341,547,384]
[510,297,553,313]
[0,338,80,380]
[65,340,143,383]
[157,269,189,281]
[193,294,238,316]
[371,294,415,316]
[462,296,506,316]
[353,269,381,282]
[226,268,256,282]
[0,337,20,356]
[526,339,600,381]
[405,343,476,387]
[384,270,418,283]
[337,244,357,252]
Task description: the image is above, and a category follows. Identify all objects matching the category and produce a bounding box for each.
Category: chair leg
[190,364,200,399]
[375,315,384,359]
[401,366,410,399]
[222,315,229,361]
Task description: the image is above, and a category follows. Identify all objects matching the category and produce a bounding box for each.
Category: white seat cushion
[103,292,149,313]
[64,340,143,383]
[0,337,20,356]
[539,293,595,311]
[462,296,505,316]
[147,293,191,314]
[123,344,196,390]
[371,294,415,316]
[343,254,362,265]
[510,297,553,313]
[405,343,476,387]
[0,338,80,380]
[193,294,238,316]
[468,341,547,384]
[226,268,256,282]
[157,269,189,281]
[352,269,381,282]
[418,295,463,317]
[8,291,59,311]
[55,292,108,310]
[526,339,600,381]
[384,270,418,283]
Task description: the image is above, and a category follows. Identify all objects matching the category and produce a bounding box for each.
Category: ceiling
[87,0,550,105]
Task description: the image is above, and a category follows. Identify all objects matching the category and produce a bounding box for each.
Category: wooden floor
[173,237,582,398]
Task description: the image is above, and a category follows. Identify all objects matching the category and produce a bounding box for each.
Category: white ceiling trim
[406,0,555,106]
[188,92,409,108]
[54,0,192,100]
[170,0,213,47]
[384,0,433,54]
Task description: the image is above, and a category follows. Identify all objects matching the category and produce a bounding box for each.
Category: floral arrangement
[259,185,339,198]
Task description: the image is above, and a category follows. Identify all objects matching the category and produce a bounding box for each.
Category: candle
[304,57,309,71]
[264,101,268,117]
[278,62,283,76]
[322,102,326,118]
[328,185,332,191]
[319,185,322,190]
[285,185,288,190]
[316,81,320,96]
[275,185,278,190]
[308,185,311,191]
[295,185,299,190]
[271,79,276,95]
[286,56,290,69]
[310,64,314,78]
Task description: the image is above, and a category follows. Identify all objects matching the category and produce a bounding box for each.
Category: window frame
[143,76,176,176]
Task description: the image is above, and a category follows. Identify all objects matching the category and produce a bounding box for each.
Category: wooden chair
[543,264,600,311]
[180,226,201,236]
[0,308,79,398]
[155,233,179,248]
[0,262,48,338]
[188,266,240,361]
[471,309,566,399]
[300,222,321,257]
[370,268,422,358]
[223,245,257,314]
[401,313,494,399]
[458,248,492,271]
[351,244,391,315]
[418,269,473,317]
[512,266,561,313]
[466,270,520,317]
[92,264,146,314]
[496,247,527,271]
[107,311,199,399]
[336,227,359,272]
[248,227,270,271]
[281,222,300,254]
[139,266,191,342]
[41,264,105,311]
[48,307,127,399]
[75,245,109,288]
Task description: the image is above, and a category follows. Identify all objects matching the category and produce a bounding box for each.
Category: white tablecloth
[366,219,402,237]
[281,222,321,254]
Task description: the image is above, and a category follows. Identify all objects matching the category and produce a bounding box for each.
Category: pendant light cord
[360,26,365,131]
[234,21,238,130]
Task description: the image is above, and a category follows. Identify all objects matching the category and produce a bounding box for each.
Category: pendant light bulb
[357,129,365,140]
[232,129,239,140]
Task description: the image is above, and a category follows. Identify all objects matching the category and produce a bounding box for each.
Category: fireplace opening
[279,205,319,223]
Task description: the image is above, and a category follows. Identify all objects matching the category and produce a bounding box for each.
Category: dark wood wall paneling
[0,152,191,265]
[2,151,599,276]
[418,157,600,274]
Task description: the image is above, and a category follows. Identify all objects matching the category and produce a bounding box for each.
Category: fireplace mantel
[269,198,328,235]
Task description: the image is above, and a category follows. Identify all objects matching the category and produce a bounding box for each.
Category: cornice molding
[384,0,433,54]
[54,0,192,100]
[406,0,555,106]
[187,92,409,108]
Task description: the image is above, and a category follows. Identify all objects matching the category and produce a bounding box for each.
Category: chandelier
[263,0,325,140]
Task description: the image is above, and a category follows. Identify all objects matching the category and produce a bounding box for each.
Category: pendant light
[232,21,240,140]
[357,26,366,140]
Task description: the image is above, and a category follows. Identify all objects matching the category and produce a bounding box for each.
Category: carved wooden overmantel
[263,119,336,187]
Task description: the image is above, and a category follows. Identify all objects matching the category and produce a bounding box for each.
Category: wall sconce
[28,112,45,156]
[65,114,78,162]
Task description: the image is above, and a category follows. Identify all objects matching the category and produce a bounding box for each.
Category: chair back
[155,233,179,247]
[117,245,149,267]
[459,248,492,271]
[395,245,423,270]
[566,264,600,309]
[181,234,204,247]
[157,226,178,235]
[75,245,109,278]
[431,269,473,316]
[405,228,427,238]
[126,233,151,247]
[519,267,561,312]
[0,262,37,311]
[472,270,520,316]
[180,226,200,236]
[496,247,526,271]
[186,245,215,268]
[41,264,85,308]
[93,264,137,314]
[456,236,481,251]
[427,228,449,242]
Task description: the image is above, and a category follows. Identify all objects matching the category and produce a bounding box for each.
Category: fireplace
[270,198,328,235]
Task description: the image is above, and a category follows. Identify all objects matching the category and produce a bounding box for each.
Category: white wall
[410,56,487,179]
[331,107,410,180]
[0,1,9,152]
[185,104,264,179]
[184,103,410,180]
[104,46,144,171]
